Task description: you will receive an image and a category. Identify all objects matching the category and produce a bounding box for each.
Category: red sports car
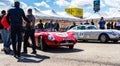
[34,29,77,51]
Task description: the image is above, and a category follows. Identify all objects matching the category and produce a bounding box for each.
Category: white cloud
[0,2,6,6]
[69,0,93,8]
[100,0,106,8]
[104,0,120,8]
[103,7,120,17]
[0,0,14,4]
[20,2,28,9]
[54,0,106,9]
[54,0,70,7]
[99,0,120,17]
[8,0,14,4]
[34,1,50,8]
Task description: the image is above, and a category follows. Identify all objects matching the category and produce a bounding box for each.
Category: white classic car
[67,25,120,43]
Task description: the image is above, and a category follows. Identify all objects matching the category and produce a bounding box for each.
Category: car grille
[60,40,74,45]
[62,37,71,40]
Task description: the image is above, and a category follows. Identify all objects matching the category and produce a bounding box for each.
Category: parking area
[0,42,120,66]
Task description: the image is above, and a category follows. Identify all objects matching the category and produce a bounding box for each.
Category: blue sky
[0,0,120,18]
[19,0,71,12]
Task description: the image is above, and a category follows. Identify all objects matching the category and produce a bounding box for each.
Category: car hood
[96,29,120,33]
[68,29,120,33]
[35,32,74,37]
[48,32,68,37]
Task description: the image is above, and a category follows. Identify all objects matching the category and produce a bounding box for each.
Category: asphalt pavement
[0,42,120,66]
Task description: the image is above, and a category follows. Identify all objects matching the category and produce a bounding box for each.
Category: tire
[39,36,47,51]
[99,34,108,43]
[69,45,74,49]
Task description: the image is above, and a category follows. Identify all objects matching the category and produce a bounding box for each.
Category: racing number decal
[79,32,84,38]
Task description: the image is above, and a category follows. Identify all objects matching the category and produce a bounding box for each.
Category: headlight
[48,35,55,41]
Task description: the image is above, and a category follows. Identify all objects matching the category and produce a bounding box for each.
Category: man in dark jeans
[6,1,30,58]
[23,8,37,54]
[0,10,4,43]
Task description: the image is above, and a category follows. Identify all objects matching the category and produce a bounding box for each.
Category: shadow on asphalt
[17,54,50,63]
[77,40,120,44]
[41,47,84,53]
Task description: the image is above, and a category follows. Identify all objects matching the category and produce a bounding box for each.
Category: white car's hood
[67,29,120,33]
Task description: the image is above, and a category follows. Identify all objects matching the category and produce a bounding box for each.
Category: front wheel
[99,34,108,43]
[39,36,47,51]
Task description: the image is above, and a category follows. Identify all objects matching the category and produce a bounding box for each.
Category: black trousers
[23,29,36,52]
[11,26,23,56]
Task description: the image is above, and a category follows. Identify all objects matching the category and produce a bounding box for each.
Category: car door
[77,25,93,40]
[83,30,92,40]
[86,25,98,40]
[77,25,86,40]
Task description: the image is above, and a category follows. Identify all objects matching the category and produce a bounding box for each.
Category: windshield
[77,26,86,30]
[86,25,97,29]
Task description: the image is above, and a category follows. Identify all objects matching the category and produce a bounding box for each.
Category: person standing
[106,20,113,29]
[70,22,77,29]
[80,22,83,25]
[0,10,5,51]
[37,19,44,31]
[23,8,37,54]
[44,22,48,29]
[0,11,4,43]
[54,20,60,32]
[113,20,117,29]
[98,17,106,29]
[0,10,11,54]
[84,20,89,25]
[6,1,30,58]
[91,19,94,25]
[115,20,120,30]
[111,22,114,29]
[47,20,54,31]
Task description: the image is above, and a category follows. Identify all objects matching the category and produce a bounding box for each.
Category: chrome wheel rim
[100,35,106,42]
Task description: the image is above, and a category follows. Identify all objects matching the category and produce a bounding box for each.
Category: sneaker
[8,48,12,52]
[4,49,9,54]
[21,52,27,54]
[14,54,21,59]
[4,47,12,54]
[31,51,36,54]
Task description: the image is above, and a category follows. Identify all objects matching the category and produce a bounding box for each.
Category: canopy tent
[85,12,103,20]
[110,11,120,20]
[41,10,82,21]
[57,12,82,21]
[25,7,54,19]
[41,10,61,20]
[100,13,113,20]
[85,12,113,20]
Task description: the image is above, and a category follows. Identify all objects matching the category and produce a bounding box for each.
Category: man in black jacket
[6,1,30,58]
[23,8,37,54]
